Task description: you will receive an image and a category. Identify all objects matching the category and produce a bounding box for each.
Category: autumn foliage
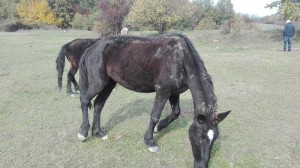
[16,0,62,26]
[96,0,130,35]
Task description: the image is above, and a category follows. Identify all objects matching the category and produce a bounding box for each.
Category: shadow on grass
[104,98,193,137]
[104,99,152,131]
[154,117,189,143]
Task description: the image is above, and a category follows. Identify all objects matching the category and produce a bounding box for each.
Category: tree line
[1,0,297,34]
[0,0,235,34]
[265,0,300,20]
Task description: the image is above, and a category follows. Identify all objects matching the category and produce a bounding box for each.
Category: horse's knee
[150,116,159,123]
[80,97,90,106]
[173,110,180,118]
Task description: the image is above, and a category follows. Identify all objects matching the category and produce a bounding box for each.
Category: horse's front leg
[155,94,180,133]
[144,91,169,152]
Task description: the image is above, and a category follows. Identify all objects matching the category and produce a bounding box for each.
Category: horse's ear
[196,114,206,124]
[217,110,231,123]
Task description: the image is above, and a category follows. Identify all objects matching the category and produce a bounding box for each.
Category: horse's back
[101,35,189,93]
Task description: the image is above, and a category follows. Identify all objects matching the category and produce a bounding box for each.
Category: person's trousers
[284,36,292,51]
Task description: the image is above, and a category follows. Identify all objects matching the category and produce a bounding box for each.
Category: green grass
[253,23,284,31]
[0,29,299,168]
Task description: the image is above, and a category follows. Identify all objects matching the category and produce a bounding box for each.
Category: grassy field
[0,29,299,168]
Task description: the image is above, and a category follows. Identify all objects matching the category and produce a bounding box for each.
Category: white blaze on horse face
[207,129,214,144]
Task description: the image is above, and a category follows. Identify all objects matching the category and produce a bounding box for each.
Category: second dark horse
[78,34,231,168]
[55,38,100,94]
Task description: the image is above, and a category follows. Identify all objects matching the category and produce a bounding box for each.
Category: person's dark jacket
[283,22,295,37]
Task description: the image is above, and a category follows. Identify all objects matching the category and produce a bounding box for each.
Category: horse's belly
[108,69,156,93]
[118,82,155,93]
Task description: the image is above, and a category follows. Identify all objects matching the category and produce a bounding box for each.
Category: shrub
[0,19,32,32]
[92,21,111,37]
[72,13,84,29]
[196,17,218,30]
[220,14,245,35]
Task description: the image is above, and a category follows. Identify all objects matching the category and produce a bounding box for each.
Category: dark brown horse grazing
[55,38,100,94]
[78,34,231,168]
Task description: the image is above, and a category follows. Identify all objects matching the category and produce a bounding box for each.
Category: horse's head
[189,110,231,168]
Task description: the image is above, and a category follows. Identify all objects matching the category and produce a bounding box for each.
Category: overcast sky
[231,0,278,16]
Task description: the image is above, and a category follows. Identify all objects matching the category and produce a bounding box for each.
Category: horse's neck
[188,72,217,115]
[188,75,206,114]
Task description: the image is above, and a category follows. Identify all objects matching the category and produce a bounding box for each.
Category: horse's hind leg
[78,92,93,141]
[144,90,170,152]
[154,94,180,133]
[72,68,80,94]
[78,83,106,141]
[92,79,116,139]
[66,67,74,94]
[67,66,78,94]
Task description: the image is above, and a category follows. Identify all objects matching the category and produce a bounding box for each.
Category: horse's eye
[196,114,206,123]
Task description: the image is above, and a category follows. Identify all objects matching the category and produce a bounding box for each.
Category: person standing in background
[283,20,296,52]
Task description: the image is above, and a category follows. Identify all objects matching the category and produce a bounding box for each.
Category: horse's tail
[178,34,217,113]
[55,43,68,92]
[79,53,88,95]
[79,51,92,108]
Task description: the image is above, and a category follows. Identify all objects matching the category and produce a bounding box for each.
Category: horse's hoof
[93,132,108,140]
[148,146,160,152]
[78,133,87,142]
[70,93,76,97]
[101,135,108,140]
[154,125,158,133]
[75,90,80,94]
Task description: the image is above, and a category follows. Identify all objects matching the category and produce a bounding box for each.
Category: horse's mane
[177,34,217,114]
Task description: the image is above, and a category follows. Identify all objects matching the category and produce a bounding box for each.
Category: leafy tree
[72,0,100,16]
[48,0,77,28]
[220,14,244,34]
[79,0,100,13]
[196,16,218,30]
[128,0,192,34]
[0,0,20,19]
[193,0,214,10]
[97,0,131,35]
[72,12,97,30]
[192,0,221,29]
[93,20,111,36]
[72,13,84,29]
[17,0,62,26]
[47,0,100,29]
[170,0,195,30]
[215,0,234,25]
[190,0,234,30]
[266,0,300,20]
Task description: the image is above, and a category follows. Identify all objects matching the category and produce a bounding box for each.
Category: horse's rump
[56,38,101,93]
